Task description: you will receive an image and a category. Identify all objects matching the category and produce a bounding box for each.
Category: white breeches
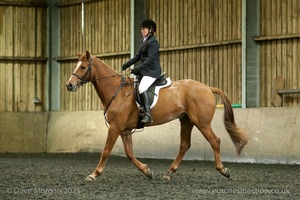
[138,76,157,94]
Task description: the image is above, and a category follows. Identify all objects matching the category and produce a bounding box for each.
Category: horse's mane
[91,55,119,74]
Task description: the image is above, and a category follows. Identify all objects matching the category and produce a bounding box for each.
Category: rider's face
[140,27,149,37]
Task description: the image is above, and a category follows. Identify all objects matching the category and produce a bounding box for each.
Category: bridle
[71,56,133,121]
[72,57,93,85]
[72,57,124,84]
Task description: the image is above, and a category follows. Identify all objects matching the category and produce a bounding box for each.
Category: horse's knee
[123,144,134,160]
[216,137,220,145]
[210,137,220,150]
[101,150,110,158]
[125,152,134,161]
[179,143,191,153]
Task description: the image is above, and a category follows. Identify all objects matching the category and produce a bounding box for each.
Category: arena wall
[1,108,299,164]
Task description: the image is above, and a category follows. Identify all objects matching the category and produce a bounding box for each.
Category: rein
[72,58,123,85]
[103,76,132,129]
[103,76,127,116]
[73,57,133,127]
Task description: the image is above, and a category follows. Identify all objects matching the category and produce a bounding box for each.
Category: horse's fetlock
[170,167,178,173]
[94,169,102,176]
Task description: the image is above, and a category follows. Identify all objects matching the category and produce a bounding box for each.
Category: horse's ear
[86,51,90,60]
[76,51,82,57]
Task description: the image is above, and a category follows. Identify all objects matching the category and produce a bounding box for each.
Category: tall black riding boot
[140,91,153,124]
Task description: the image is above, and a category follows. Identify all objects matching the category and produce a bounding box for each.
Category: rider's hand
[130,68,139,75]
[122,64,128,71]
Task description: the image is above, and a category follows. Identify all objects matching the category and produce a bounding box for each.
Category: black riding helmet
[140,19,156,33]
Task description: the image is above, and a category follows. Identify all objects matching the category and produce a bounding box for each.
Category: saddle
[134,73,172,128]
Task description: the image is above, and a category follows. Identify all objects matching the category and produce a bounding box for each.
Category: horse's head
[66,51,95,92]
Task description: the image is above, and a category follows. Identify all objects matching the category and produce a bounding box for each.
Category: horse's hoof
[162,175,171,180]
[84,175,96,182]
[144,167,154,180]
[162,170,172,180]
[221,168,230,178]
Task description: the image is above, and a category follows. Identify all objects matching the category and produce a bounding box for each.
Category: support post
[242,0,260,108]
[131,0,148,58]
[47,0,60,111]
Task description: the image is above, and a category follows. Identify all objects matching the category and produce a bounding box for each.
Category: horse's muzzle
[66,82,78,92]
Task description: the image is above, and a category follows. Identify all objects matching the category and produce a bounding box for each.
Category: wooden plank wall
[59,0,299,110]
[259,0,300,107]
[0,0,47,112]
[59,0,242,111]
[149,0,242,105]
[59,0,130,111]
[1,1,298,113]
[1,0,299,112]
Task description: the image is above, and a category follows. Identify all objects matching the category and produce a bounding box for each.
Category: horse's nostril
[66,83,72,90]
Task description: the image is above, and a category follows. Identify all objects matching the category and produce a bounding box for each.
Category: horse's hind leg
[121,132,153,179]
[163,115,193,180]
[197,124,230,178]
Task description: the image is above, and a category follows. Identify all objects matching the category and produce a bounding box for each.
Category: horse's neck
[92,59,120,106]
[95,58,118,75]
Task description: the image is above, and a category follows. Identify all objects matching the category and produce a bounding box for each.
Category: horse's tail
[210,87,249,155]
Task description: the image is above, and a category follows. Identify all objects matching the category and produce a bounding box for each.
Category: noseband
[72,58,93,85]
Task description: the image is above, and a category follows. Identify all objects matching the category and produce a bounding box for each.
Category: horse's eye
[81,66,86,70]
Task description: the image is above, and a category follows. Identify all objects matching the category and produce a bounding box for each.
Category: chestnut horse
[66,51,248,181]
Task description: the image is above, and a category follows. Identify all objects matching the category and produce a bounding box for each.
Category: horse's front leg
[121,131,153,179]
[85,127,120,181]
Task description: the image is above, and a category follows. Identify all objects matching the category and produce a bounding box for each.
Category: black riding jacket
[124,35,162,78]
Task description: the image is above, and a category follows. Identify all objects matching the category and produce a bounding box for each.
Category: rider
[122,19,162,124]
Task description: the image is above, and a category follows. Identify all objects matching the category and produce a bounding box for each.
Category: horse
[66,51,249,181]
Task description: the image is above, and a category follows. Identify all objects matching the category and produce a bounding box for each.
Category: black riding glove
[131,68,139,75]
[122,64,129,71]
